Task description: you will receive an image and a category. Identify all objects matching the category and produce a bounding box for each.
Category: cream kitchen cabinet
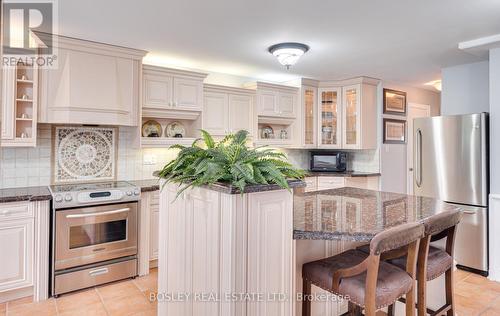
[38,35,147,126]
[143,65,207,112]
[158,183,294,316]
[0,218,34,292]
[1,63,38,147]
[0,201,50,303]
[245,81,298,118]
[304,176,380,191]
[318,87,342,148]
[138,190,160,276]
[203,84,255,136]
[318,77,378,150]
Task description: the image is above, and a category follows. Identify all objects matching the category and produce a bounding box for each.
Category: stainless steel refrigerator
[413,113,488,275]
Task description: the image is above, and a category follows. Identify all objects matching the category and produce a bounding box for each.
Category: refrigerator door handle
[415,128,423,187]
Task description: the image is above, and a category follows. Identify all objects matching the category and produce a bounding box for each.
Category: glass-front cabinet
[318,87,342,148]
[342,84,361,148]
[302,86,316,147]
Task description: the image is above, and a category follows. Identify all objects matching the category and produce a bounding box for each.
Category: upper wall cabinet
[318,77,379,150]
[245,82,298,118]
[202,84,255,136]
[142,65,207,113]
[38,35,147,126]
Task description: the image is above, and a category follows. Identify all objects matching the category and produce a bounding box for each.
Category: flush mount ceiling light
[268,42,309,69]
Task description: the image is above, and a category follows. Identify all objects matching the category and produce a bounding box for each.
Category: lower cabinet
[0,201,50,303]
[157,184,294,316]
[305,176,380,192]
[0,218,34,292]
[247,190,293,316]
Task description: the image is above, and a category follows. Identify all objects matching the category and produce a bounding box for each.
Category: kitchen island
[157,182,460,316]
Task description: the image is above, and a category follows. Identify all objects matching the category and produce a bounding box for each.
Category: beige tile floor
[0,268,158,316]
[1,268,500,315]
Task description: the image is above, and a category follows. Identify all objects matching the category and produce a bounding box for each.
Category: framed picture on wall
[383,88,407,115]
[383,118,406,144]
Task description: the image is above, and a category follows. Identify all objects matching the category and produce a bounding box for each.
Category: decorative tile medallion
[53,126,117,183]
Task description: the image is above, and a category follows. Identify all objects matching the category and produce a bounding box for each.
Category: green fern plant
[158,130,305,195]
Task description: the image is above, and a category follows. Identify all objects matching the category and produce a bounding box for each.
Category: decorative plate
[53,126,116,183]
[261,126,274,139]
[166,121,186,138]
[142,120,162,137]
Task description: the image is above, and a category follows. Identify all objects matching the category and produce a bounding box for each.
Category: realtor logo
[2,0,58,68]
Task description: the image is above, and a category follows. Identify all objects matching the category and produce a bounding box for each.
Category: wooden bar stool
[358,210,462,316]
[302,222,425,316]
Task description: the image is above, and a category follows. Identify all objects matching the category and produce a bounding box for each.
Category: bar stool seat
[357,245,452,281]
[302,249,414,309]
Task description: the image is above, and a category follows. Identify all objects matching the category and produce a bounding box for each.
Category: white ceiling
[58,0,500,88]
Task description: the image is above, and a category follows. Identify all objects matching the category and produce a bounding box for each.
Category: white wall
[379,82,441,194]
[441,61,490,115]
[489,48,500,281]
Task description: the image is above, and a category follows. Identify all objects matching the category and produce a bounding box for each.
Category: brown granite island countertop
[0,186,52,203]
[152,171,305,194]
[293,187,461,242]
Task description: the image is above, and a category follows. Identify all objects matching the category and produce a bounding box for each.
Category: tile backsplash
[0,126,380,189]
[0,125,178,189]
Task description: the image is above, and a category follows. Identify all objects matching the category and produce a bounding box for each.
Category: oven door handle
[65,208,130,218]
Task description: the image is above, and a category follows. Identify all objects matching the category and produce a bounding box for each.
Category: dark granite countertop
[129,179,161,192]
[153,171,305,194]
[0,186,52,203]
[200,179,306,194]
[305,171,381,177]
[293,187,461,242]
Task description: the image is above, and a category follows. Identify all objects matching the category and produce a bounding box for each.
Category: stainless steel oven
[55,202,137,270]
[50,181,141,296]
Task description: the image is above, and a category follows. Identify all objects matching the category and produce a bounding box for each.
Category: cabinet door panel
[143,74,173,108]
[229,94,253,133]
[203,92,229,135]
[1,68,16,140]
[318,88,342,148]
[303,87,316,146]
[247,190,293,316]
[149,205,159,261]
[173,78,203,110]
[343,85,361,148]
[278,92,295,117]
[0,218,33,291]
[258,90,278,115]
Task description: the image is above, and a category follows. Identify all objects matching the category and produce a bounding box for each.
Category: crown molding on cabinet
[203,83,256,96]
[34,31,148,60]
[319,76,380,88]
[142,64,208,80]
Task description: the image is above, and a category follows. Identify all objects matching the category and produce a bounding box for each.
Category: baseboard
[0,286,33,304]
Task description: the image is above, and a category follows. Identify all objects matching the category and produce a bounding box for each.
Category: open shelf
[140,115,202,148]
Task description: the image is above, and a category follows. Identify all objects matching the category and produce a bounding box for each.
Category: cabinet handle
[89,268,109,277]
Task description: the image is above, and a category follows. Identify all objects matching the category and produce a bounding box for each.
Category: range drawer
[54,258,137,295]
[317,177,345,190]
[0,202,33,221]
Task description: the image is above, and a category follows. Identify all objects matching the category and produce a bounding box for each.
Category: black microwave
[310,151,347,172]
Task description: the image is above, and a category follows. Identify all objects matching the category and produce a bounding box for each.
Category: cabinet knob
[1,210,10,216]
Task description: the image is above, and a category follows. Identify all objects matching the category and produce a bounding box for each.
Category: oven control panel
[52,188,140,209]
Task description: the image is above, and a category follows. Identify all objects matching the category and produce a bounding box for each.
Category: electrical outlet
[143,154,157,165]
